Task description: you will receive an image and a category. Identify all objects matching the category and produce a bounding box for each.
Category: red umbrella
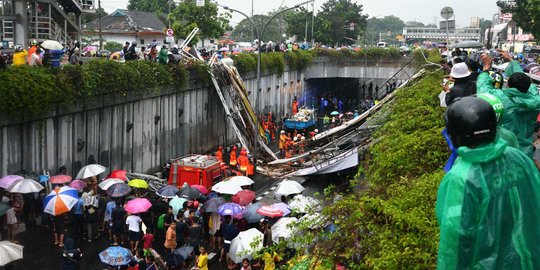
[109,170,128,181]
[191,184,208,195]
[256,205,284,218]
[231,190,256,206]
[50,175,72,184]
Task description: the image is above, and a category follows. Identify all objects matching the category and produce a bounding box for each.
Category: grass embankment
[286,67,448,269]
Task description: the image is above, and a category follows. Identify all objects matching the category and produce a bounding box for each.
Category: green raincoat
[476,61,540,157]
[436,137,540,270]
[158,48,168,65]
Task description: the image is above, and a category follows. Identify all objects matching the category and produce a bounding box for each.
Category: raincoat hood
[456,137,506,163]
[502,86,540,112]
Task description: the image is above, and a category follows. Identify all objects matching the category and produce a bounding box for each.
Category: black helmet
[445,96,497,148]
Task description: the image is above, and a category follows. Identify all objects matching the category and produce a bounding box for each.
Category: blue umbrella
[169,197,188,216]
[174,246,194,259]
[243,202,263,223]
[156,185,180,198]
[218,202,243,216]
[99,246,133,266]
[107,183,131,198]
[203,197,226,213]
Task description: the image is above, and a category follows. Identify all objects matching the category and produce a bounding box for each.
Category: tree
[405,21,425,27]
[317,0,367,46]
[104,41,123,52]
[284,7,313,42]
[169,0,231,45]
[128,0,171,24]
[365,16,405,45]
[497,0,540,38]
[231,14,283,43]
[80,7,108,24]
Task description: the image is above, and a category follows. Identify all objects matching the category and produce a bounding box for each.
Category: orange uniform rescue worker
[292,96,299,114]
[216,146,223,162]
[229,145,238,167]
[237,149,249,175]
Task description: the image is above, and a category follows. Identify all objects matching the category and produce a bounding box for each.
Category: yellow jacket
[12,51,28,65]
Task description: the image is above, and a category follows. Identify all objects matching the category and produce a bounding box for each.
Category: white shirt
[126,215,142,232]
[6,208,17,224]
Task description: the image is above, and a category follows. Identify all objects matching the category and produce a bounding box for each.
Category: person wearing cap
[444,62,476,106]
[478,51,540,157]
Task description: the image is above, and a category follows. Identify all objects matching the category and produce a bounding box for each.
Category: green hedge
[287,71,448,269]
[0,61,184,121]
[231,48,403,75]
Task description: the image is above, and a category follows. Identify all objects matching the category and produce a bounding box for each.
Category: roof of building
[82,9,165,34]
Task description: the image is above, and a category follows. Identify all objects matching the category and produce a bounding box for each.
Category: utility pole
[310,1,315,44]
[304,3,308,43]
[98,0,103,50]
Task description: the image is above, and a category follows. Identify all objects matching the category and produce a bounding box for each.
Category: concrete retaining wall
[0,58,412,176]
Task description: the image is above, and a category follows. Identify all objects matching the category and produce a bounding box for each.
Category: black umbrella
[176,186,203,200]
[165,253,185,267]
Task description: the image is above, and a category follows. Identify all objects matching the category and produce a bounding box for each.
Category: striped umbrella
[43,186,79,216]
[271,202,292,216]
[107,183,131,198]
[6,178,44,193]
[156,185,180,198]
[256,205,284,218]
[99,178,124,190]
[0,175,23,189]
[49,175,72,184]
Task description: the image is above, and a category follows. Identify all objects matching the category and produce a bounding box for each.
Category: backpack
[157,214,166,230]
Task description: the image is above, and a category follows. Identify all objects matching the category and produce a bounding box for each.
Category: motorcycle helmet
[445,96,497,148]
[488,71,504,89]
[30,40,38,46]
[15,45,23,52]
[477,93,504,122]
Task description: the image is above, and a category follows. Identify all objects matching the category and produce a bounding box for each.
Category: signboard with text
[196,0,204,7]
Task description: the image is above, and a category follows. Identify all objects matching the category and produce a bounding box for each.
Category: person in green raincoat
[437,96,540,270]
[477,50,540,157]
[158,45,169,65]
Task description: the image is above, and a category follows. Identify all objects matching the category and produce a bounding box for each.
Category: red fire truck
[167,154,241,189]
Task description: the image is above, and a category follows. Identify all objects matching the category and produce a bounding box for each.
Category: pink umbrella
[109,170,128,181]
[124,198,152,214]
[231,190,256,206]
[69,179,86,191]
[50,175,72,184]
[256,205,284,218]
[0,175,24,189]
[191,184,208,195]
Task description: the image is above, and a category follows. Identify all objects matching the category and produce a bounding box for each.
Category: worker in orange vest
[216,146,224,162]
[279,130,290,157]
[292,96,299,114]
[237,149,249,175]
[229,145,238,167]
[247,157,255,176]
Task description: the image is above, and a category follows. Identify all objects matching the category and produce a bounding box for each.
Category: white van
[376,42,387,48]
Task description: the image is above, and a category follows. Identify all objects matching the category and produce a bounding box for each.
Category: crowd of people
[436,47,540,269]
[0,165,303,270]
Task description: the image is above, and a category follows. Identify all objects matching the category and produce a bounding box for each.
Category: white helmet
[314,129,319,133]
[301,136,305,140]
[280,130,285,134]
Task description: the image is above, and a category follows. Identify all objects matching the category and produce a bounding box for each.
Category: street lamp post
[222,0,313,168]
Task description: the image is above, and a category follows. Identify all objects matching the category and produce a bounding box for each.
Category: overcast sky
[103,0,499,28]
